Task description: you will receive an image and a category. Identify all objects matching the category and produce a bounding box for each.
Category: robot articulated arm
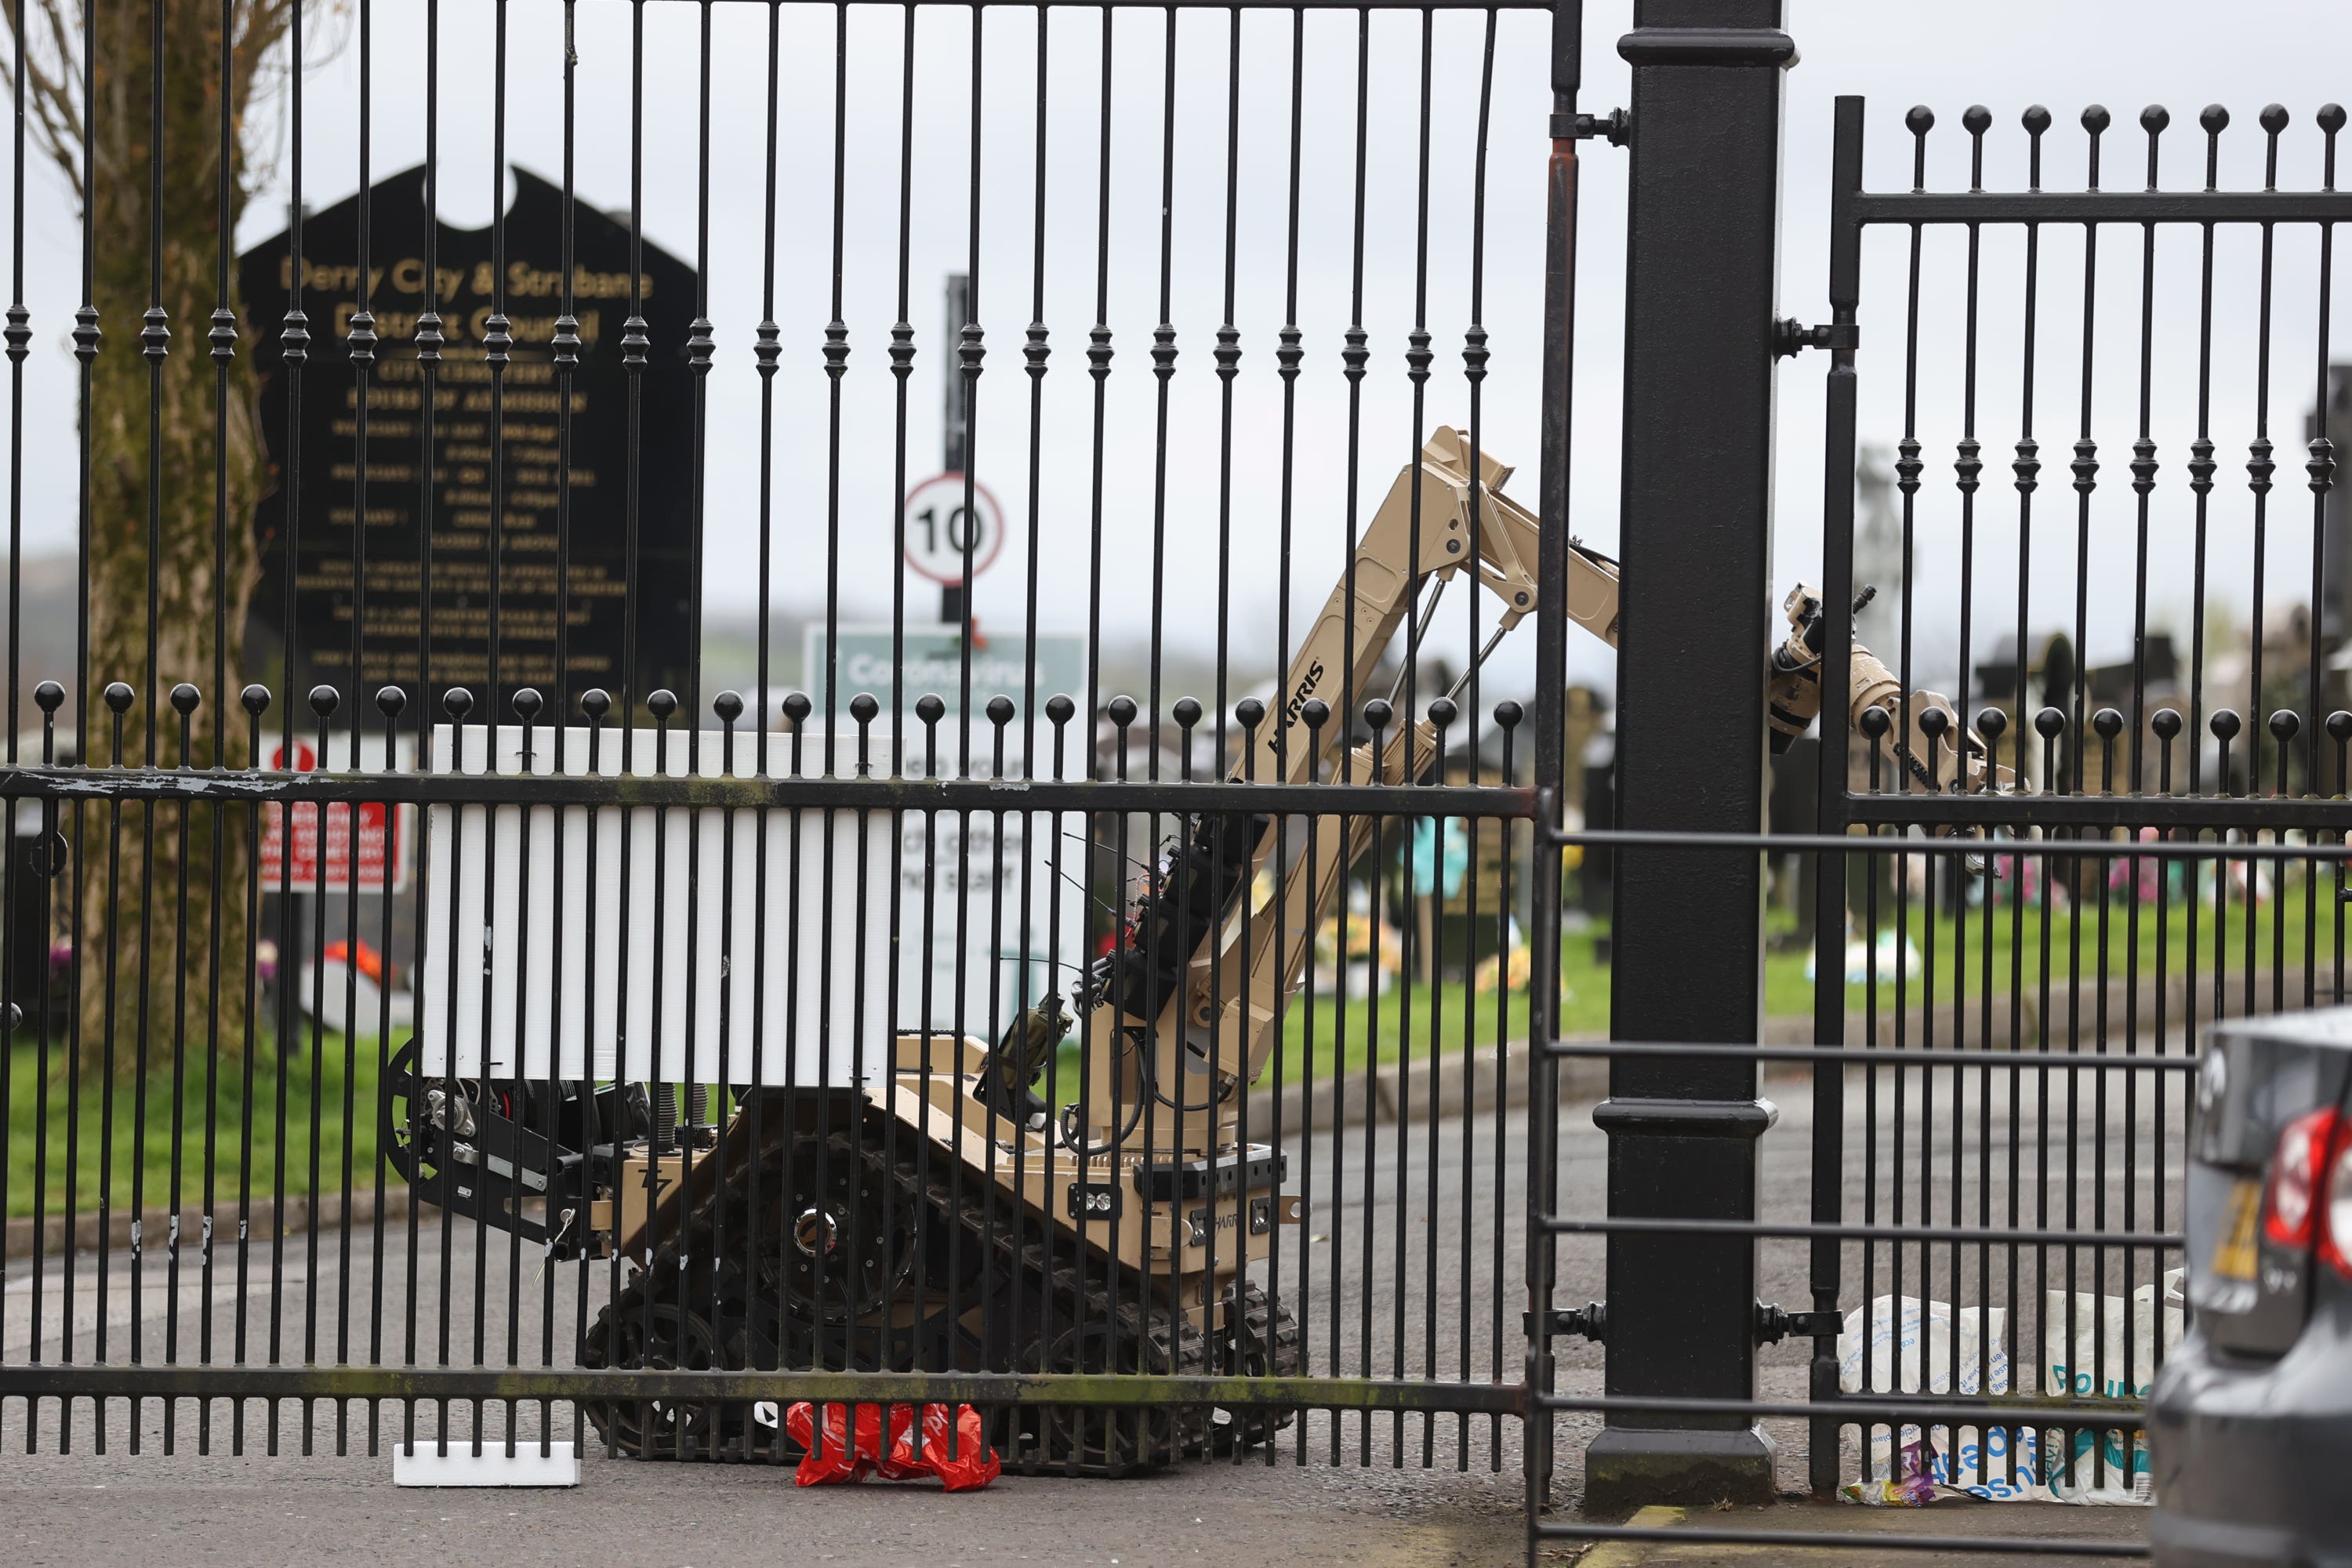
[1075,426,1600,1151]
[1062,428,2021,1155]
[1766,583,2024,797]
[1232,424,1621,793]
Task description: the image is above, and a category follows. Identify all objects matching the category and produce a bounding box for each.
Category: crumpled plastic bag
[1840,1433,1939,1507]
[772,1401,1001,1491]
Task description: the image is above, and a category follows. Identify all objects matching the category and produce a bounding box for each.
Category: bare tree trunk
[58,0,287,1071]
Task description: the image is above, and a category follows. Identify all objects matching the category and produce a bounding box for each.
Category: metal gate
[1805,82,2352,1529]
[1530,6,2352,1557]
[0,0,1567,1490]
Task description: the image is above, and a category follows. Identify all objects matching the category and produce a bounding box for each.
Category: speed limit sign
[902,473,1004,587]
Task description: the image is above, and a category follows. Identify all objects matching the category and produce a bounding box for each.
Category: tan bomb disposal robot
[384,427,2014,1473]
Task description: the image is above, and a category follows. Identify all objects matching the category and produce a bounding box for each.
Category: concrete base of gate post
[1581,1425,1777,1514]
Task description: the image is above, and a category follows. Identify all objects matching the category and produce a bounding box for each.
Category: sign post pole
[942,271,972,626]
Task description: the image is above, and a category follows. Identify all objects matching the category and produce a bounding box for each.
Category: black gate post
[1585,0,1794,1512]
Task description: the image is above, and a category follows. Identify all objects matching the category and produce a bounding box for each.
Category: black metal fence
[0,0,1569,1496]
[1806,80,2352,1523]
[5,0,2351,1562]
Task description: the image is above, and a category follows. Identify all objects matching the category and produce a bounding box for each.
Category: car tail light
[2322,1120,2352,1281]
[2263,1107,2343,1249]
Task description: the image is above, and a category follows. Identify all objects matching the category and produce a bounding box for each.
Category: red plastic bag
[782,1402,1000,1491]
[913,1402,1003,1492]
[784,1401,882,1486]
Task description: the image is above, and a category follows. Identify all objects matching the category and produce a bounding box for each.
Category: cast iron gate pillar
[1584,0,1794,1512]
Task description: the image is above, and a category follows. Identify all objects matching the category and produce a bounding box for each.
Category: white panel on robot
[416,722,1083,1086]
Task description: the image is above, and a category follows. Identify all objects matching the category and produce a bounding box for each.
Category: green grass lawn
[1228,875,2333,1087]
[5,1027,394,1221]
[14,871,2338,1217]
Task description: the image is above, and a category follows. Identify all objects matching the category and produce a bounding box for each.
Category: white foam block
[394,1440,579,1488]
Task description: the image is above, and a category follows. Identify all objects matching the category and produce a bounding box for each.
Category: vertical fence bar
[1461,2,1499,1476]
[129,0,168,1457]
[1523,0,1581,1534]
[1807,93,1864,1499]
[2,0,27,1450]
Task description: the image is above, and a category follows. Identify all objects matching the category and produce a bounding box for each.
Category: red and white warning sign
[900,472,1005,587]
[260,738,413,894]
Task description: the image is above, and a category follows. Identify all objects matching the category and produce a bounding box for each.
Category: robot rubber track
[577,1105,1298,1474]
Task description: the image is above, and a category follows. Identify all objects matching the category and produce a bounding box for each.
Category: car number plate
[2210,1177,2260,1283]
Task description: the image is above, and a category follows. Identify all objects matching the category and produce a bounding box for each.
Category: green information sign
[804,626,1089,718]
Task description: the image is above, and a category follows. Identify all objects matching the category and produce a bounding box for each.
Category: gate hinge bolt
[1755,1301,1844,1343]
[1773,318,1858,358]
[1551,107,1630,146]
[1523,1301,1606,1342]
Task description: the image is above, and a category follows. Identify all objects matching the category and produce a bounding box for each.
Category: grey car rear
[2151,1009,2352,1566]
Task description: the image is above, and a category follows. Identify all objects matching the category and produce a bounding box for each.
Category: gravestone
[241,166,699,725]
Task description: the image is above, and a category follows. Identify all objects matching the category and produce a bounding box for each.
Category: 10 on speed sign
[902,473,1004,586]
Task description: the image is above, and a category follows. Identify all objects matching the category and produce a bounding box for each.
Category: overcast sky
[5,0,2352,710]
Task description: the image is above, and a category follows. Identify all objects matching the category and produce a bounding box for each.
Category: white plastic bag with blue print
[2034,1269,2184,1505]
[1836,1294,2041,1503]
[1836,1279,2180,1505]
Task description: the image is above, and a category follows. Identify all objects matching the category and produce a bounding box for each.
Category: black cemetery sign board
[242,166,699,725]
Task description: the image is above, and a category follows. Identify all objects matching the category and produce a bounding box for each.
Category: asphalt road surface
[1,1056,2175,1563]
